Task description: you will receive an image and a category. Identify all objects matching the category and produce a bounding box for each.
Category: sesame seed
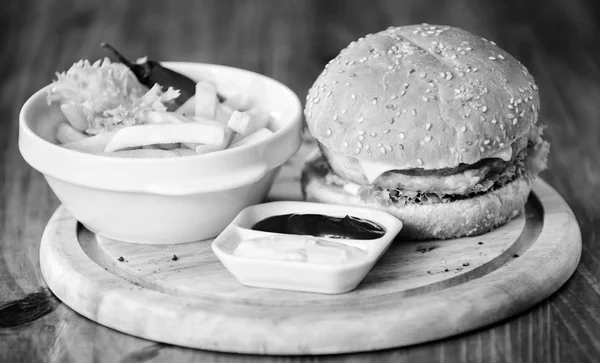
[382,129,390,134]
[425,136,432,142]
[426,123,432,130]
[451,54,457,59]
[390,95,398,100]
[314,97,320,103]
[355,148,360,154]
[440,72,446,78]
[387,145,393,151]
[357,141,363,148]
[455,89,461,94]
[518,87,525,93]
[351,94,356,99]
[491,118,497,124]
[326,128,332,136]
[489,56,496,61]
[401,90,407,96]
[358,135,365,141]
[508,113,515,119]
[498,54,505,60]
[345,82,351,87]
[482,106,488,113]
[380,146,387,154]
[461,126,467,132]
[490,40,497,45]
[370,132,377,137]
[499,142,505,147]
[446,73,453,80]
[412,109,417,116]
[343,141,349,147]
[532,84,538,91]
[466,47,472,51]
[373,98,378,105]
[358,130,365,135]
[513,118,518,125]
[508,104,514,109]
[342,109,348,114]
[404,83,409,89]
[520,111,525,117]
[531,105,536,112]
[333,114,338,121]
[480,146,485,153]
[473,67,478,72]
[425,89,431,94]
[376,143,383,147]
[365,145,371,151]
[420,72,427,79]
[422,96,429,102]
[399,132,406,139]
[458,72,465,77]
[484,139,490,145]
[500,124,505,130]
[417,158,424,165]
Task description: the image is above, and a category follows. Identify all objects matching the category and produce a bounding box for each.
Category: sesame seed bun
[304,24,540,169]
[301,154,531,240]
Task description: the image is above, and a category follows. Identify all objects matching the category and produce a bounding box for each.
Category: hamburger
[301,24,550,240]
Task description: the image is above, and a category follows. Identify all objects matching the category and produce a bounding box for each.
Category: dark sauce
[252,213,386,240]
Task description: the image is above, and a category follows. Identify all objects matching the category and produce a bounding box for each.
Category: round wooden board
[39,143,582,355]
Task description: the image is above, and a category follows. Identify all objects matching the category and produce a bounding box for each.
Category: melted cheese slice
[358,146,513,184]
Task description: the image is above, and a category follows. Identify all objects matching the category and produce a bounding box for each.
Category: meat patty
[372,136,529,195]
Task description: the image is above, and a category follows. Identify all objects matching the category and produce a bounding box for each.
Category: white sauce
[233,235,368,265]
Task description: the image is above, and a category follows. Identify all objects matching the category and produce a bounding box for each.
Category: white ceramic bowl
[19,63,303,244]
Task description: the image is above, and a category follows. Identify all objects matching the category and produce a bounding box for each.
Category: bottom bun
[301,155,533,240]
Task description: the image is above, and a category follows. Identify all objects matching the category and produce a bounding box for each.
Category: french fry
[62,131,118,153]
[194,144,225,155]
[104,123,226,152]
[186,127,235,152]
[230,128,274,148]
[55,121,88,144]
[146,111,188,125]
[174,96,196,116]
[246,108,272,131]
[215,103,235,123]
[222,94,252,111]
[195,81,218,119]
[60,103,88,132]
[227,111,252,135]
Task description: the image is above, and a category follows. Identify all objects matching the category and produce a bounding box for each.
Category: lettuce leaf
[47,58,180,134]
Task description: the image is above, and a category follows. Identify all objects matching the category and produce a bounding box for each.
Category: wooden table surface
[1,0,599,362]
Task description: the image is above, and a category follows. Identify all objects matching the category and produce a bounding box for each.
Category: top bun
[304,24,540,169]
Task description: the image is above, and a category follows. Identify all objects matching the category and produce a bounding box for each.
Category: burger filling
[322,125,550,207]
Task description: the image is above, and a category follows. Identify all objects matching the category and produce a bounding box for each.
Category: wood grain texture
[37,179,580,355]
[1,0,599,362]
